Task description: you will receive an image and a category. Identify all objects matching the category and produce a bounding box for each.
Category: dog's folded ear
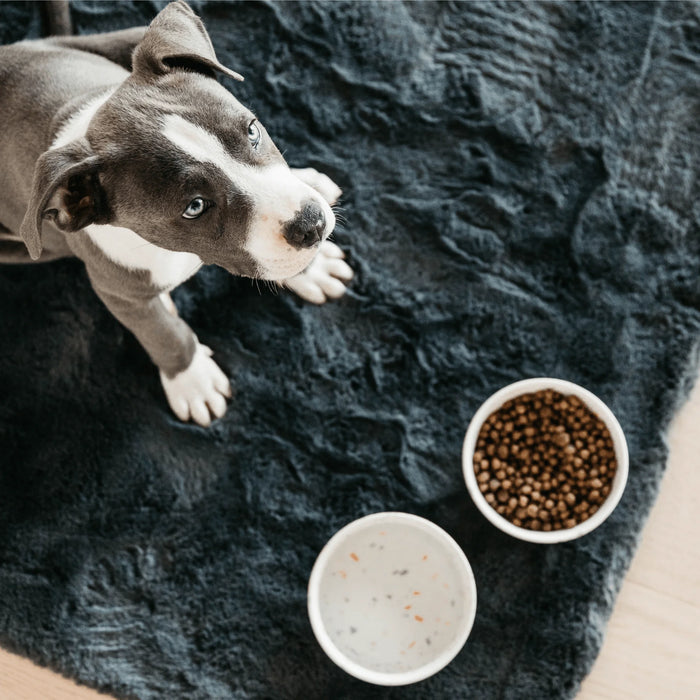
[19,138,108,261]
[132,0,243,83]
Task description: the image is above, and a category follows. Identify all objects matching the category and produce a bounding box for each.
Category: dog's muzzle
[283,200,326,249]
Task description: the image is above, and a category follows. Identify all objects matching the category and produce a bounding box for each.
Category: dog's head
[20,0,335,280]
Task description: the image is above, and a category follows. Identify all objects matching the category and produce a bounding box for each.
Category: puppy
[0,0,352,426]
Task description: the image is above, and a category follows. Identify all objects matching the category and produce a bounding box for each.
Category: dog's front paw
[160,343,232,427]
[283,240,353,304]
[292,167,342,205]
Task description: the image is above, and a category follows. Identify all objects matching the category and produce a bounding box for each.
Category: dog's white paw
[283,240,353,304]
[292,167,342,205]
[160,343,232,427]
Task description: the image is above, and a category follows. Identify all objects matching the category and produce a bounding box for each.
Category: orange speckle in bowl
[413,590,421,596]
[350,552,359,562]
[338,570,347,579]
[443,582,449,589]
[414,615,423,622]
[408,641,416,649]
[422,555,428,561]
[404,605,412,610]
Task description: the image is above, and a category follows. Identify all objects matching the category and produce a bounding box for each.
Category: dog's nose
[283,200,326,249]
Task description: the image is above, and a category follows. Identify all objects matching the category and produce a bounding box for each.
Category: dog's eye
[182,197,209,220]
[247,120,261,148]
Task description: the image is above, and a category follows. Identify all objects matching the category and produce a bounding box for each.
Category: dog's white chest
[86,224,202,290]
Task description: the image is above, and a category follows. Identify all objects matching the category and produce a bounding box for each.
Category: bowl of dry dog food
[462,378,628,544]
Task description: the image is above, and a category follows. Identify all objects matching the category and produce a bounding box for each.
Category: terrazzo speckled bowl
[307,512,477,686]
[463,377,629,544]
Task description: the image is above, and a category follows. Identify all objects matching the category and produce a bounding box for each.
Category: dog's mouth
[253,234,328,282]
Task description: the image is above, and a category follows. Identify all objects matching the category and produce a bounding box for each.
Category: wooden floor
[1,379,699,699]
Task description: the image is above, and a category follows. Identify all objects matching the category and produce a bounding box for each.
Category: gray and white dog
[0,0,353,426]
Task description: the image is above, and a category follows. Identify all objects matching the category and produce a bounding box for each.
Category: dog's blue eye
[182,197,208,219]
[247,120,261,148]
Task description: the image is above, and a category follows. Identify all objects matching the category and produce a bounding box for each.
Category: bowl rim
[462,377,629,544]
[307,511,478,686]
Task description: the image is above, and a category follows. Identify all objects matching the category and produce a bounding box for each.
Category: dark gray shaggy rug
[1,1,699,698]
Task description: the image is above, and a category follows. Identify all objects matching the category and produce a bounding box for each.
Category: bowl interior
[462,378,629,544]
[310,514,476,681]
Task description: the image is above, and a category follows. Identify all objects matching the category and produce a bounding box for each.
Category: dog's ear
[19,138,108,260]
[132,0,243,83]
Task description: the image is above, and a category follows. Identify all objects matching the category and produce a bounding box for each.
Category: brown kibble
[553,432,570,447]
[475,389,616,532]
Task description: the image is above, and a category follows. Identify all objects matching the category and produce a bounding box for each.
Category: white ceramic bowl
[462,378,629,544]
[307,512,477,686]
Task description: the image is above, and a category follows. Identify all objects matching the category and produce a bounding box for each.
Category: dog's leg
[46,27,147,71]
[285,168,353,304]
[93,284,231,427]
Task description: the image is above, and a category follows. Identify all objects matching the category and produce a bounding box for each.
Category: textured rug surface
[1,1,699,698]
